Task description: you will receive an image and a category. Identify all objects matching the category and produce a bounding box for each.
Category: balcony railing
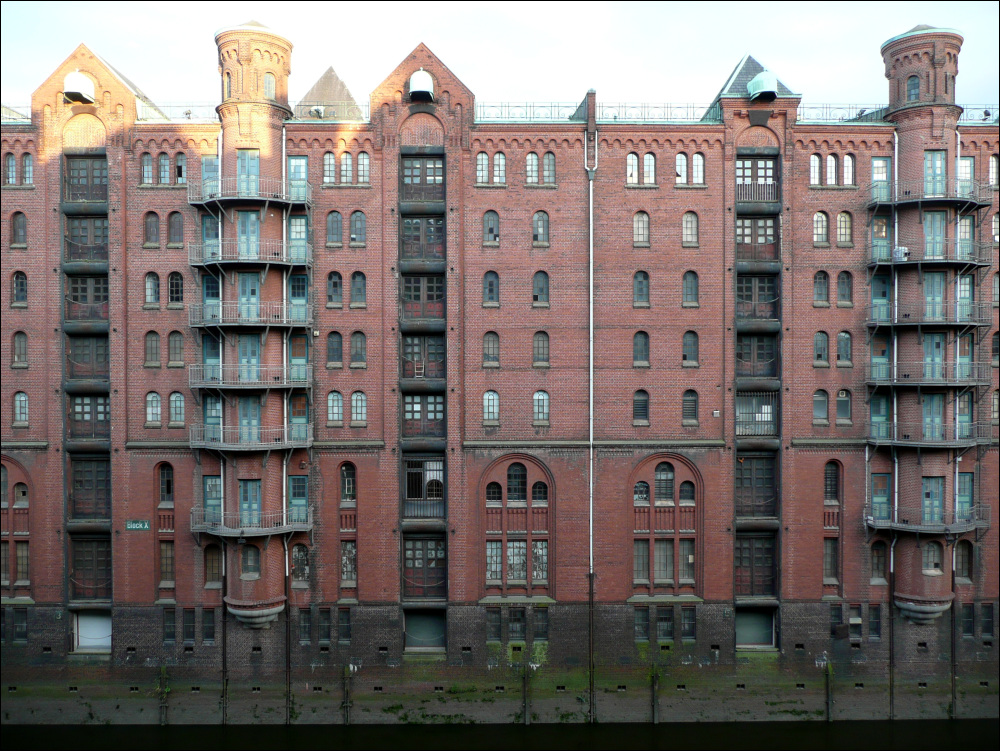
[399,183,445,203]
[735,356,779,379]
[400,240,446,261]
[188,364,312,389]
[65,300,109,322]
[864,502,990,533]
[189,301,313,327]
[70,576,112,600]
[69,494,111,521]
[64,241,108,263]
[868,178,992,205]
[66,357,110,380]
[735,495,778,518]
[63,183,108,202]
[865,361,992,385]
[735,182,779,202]
[188,176,313,205]
[867,420,995,446]
[864,301,992,326]
[736,298,780,320]
[401,417,446,438]
[402,498,446,519]
[189,424,313,450]
[68,419,111,440]
[735,392,779,436]
[401,299,446,320]
[867,239,993,265]
[735,243,780,262]
[189,239,312,266]
[400,357,446,379]
[190,506,313,536]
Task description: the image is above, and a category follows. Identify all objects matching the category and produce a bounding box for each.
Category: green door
[923,211,945,260]
[202,334,221,382]
[870,333,890,381]
[289,333,309,382]
[923,151,945,197]
[871,274,891,322]
[923,333,945,380]
[237,149,259,196]
[239,479,261,527]
[239,397,261,444]
[203,395,222,443]
[957,334,973,381]
[238,273,259,321]
[237,211,260,260]
[923,272,944,321]
[922,394,944,441]
[238,335,260,383]
[870,394,889,440]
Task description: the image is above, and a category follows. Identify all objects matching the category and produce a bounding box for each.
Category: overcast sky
[2,1,998,109]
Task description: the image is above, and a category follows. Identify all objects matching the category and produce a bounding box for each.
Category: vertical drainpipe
[584,89,597,724]
[888,535,896,719]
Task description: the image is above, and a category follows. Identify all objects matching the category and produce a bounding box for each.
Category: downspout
[888,535,896,719]
[284,534,291,725]
[584,95,597,724]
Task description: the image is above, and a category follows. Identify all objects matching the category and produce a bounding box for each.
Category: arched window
[634,481,650,506]
[682,271,699,305]
[643,153,656,184]
[507,463,527,502]
[837,271,853,304]
[813,390,829,421]
[242,545,261,576]
[169,392,185,423]
[843,155,855,186]
[357,152,370,183]
[326,211,342,244]
[205,545,222,585]
[955,540,974,579]
[326,271,344,305]
[340,152,353,183]
[691,153,705,184]
[533,331,549,364]
[921,541,943,573]
[292,544,309,581]
[483,390,499,421]
[532,271,549,305]
[837,212,852,244]
[167,212,184,245]
[633,331,649,365]
[526,152,539,184]
[906,75,920,102]
[486,481,503,505]
[837,332,852,363]
[223,72,232,99]
[13,391,28,424]
[12,331,27,365]
[323,152,336,183]
[145,272,160,304]
[626,153,639,184]
[146,392,161,423]
[527,482,547,508]
[168,272,183,304]
[633,390,649,422]
[167,331,184,364]
[814,332,829,363]
[483,331,500,364]
[351,271,366,305]
[327,391,343,423]
[836,389,852,421]
[825,154,838,185]
[159,463,174,505]
[809,154,822,185]
[483,210,499,243]
[633,271,649,306]
[174,152,185,184]
[675,153,688,184]
[823,462,841,502]
[483,271,499,304]
[11,212,26,245]
[351,391,367,422]
[633,211,649,245]
[327,332,343,364]
[145,331,160,364]
[340,463,357,504]
[682,390,699,423]
[3,153,14,184]
[144,212,160,245]
[654,462,674,504]
[350,332,366,365]
[11,271,27,304]
[679,481,695,505]
[263,71,276,99]
[141,152,153,184]
[542,152,556,184]
[476,152,489,183]
[158,153,170,184]
[533,390,550,422]
[682,331,699,364]
[813,212,829,243]
[493,152,506,183]
[532,211,549,243]
[349,211,366,244]
[682,212,698,244]
[813,271,829,303]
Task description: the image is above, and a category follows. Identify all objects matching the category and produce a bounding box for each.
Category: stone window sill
[836,301,854,308]
[166,303,183,310]
[167,422,185,429]
[675,183,707,189]
[10,243,27,249]
[144,362,162,369]
[634,242,650,249]
[349,303,367,309]
[143,303,161,310]
[813,361,830,368]
[681,241,699,248]
[682,302,699,308]
[349,363,366,369]
[532,302,550,308]
[145,421,161,429]
[836,360,853,368]
[483,420,500,427]
[533,362,550,369]
[204,582,222,590]
[634,361,649,369]
[326,242,343,249]
[533,420,550,427]
[483,241,500,248]
[625,184,658,189]
[167,362,184,368]
[813,419,830,427]
[634,302,650,309]
[532,242,550,249]
[482,301,500,308]
[483,362,500,368]
[813,242,831,249]
[633,419,649,427]
[813,301,830,308]
[348,242,366,249]
[350,421,367,428]
[836,419,853,427]
[166,243,184,250]
[475,183,507,189]
[11,363,28,369]
[327,363,343,369]
[682,419,699,427]
[682,361,699,368]
[525,183,558,189]
[327,421,343,428]
[327,302,343,309]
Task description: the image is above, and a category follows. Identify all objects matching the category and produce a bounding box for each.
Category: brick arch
[736,125,779,149]
[626,453,705,504]
[477,452,556,503]
[63,112,106,149]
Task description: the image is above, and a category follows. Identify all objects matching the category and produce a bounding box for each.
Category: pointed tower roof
[294,66,360,120]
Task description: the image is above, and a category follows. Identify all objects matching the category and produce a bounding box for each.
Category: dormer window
[409,68,434,102]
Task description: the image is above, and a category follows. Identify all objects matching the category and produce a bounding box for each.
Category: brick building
[1,22,997,723]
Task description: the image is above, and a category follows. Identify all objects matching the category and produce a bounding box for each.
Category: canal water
[2,719,996,750]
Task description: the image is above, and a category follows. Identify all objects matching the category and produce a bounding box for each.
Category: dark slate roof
[711,54,797,102]
[293,67,360,119]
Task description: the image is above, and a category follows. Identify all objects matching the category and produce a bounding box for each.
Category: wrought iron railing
[67,420,110,440]
[188,176,312,205]
[735,242,779,262]
[188,364,312,389]
[189,423,313,450]
[735,182,779,202]
[867,238,993,265]
[190,506,313,534]
[736,298,780,319]
[595,103,720,123]
[66,357,110,380]
[63,182,108,202]
[863,301,992,326]
[864,502,990,531]
[65,300,109,321]
[867,178,992,204]
[189,301,313,327]
[864,361,992,385]
[735,495,778,518]
[735,392,779,436]
[867,420,995,445]
[402,498,446,519]
[65,240,108,263]
[189,239,312,266]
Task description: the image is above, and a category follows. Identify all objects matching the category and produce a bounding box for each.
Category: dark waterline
[2,720,997,750]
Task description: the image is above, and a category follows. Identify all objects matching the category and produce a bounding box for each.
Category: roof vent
[63,71,95,104]
[747,71,778,102]
[409,68,434,102]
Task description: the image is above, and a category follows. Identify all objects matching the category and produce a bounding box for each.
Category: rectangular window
[0,541,8,584]
[160,541,175,585]
[318,608,332,643]
[654,539,673,582]
[486,540,502,581]
[14,608,28,642]
[961,604,975,637]
[869,605,881,640]
[849,604,862,640]
[203,608,216,643]
[634,607,650,641]
[679,539,695,583]
[14,541,29,583]
[656,606,674,641]
[534,609,549,641]
[823,539,838,583]
[299,608,312,643]
[633,539,650,582]
[532,540,548,583]
[340,540,357,584]
[735,454,777,517]
[163,607,176,643]
[507,540,527,581]
[734,534,776,596]
[983,604,995,637]
[338,608,352,642]
[183,609,195,643]
[486,607,501,641]
[509,607,526,641]
[681,606,696,640]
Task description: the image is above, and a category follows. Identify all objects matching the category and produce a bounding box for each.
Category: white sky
[1,1,998,109]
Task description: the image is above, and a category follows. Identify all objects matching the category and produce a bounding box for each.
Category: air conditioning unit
[893,246,909,261]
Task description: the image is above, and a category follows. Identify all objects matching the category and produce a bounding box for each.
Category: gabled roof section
[710,54,798,102]
[294,67,359,119]
[93,50,166,119]
[371,43,475,108]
